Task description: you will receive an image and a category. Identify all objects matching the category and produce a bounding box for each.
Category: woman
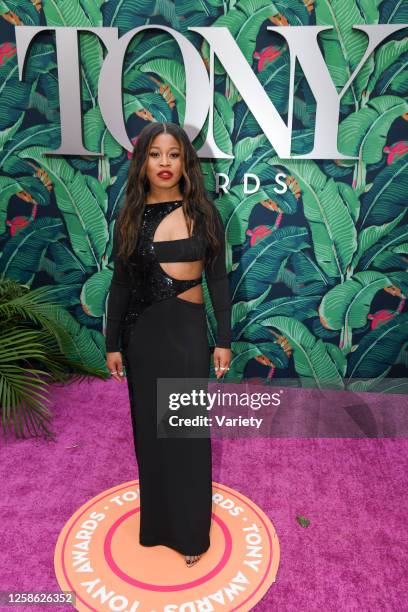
[105,122,232,568]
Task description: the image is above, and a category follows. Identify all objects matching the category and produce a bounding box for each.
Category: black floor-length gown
[105,199,231,556]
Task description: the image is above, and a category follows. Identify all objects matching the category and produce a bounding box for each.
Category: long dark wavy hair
[115,122,223,273]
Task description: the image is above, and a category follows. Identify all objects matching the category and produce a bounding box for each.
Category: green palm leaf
[140,58,186,121]
[203,0,281,67]
[315,0,382,105]
[237,295,321,340]
[380,0,408,24]
[260,316,344,389]
[267,158,357,279]
[0,0,39,24]
[352,210,406,271]
[18,147,109,269]
[338,95,408,164]
[367,37,408,96]
[358,224,408,271]
[360,154,408,227]
[230,226,309,301]
[319,271,392,352]
[346,312,408,385]
[0,278,108,438]
[0,218,65,283]
[42,0,90,25]
[226,341,266,380]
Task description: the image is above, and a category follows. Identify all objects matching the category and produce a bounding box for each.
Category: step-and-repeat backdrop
[0,0,407,389]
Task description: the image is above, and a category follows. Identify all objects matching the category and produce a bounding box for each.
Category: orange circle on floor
[54,481,280,611]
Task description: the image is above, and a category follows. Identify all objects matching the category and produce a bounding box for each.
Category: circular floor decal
[54,481,280,611]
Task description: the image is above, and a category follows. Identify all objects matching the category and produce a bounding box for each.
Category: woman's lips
[157,171,173,179]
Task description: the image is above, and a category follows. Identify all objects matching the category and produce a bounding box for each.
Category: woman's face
[145,133,183,193]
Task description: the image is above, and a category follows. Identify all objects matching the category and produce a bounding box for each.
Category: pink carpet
[1,377,407,611]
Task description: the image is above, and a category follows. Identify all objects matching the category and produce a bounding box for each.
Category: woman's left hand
[213,347,231,379]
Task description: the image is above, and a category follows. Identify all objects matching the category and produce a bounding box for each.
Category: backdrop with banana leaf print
[0,0,407,391]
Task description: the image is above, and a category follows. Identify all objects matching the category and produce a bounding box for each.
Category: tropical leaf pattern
[0,0,407,390]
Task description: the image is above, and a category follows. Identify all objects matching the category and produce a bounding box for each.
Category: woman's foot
[185,554,201,567]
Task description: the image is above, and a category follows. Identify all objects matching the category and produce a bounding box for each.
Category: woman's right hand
[106,352,125,383]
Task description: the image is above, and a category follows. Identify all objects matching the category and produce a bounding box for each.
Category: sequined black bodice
[105,200,232,351]
[124,200,206,324]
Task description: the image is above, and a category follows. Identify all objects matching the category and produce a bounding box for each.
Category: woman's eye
[149,152,179,158]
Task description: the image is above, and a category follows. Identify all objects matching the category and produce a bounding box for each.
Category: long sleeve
[204,207,232,349]
[105,222,133,352]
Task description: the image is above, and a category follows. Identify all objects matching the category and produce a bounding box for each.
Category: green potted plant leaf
[0,275,109,440]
